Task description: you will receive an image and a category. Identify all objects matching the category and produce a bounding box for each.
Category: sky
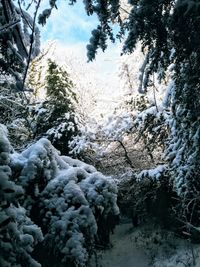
[39,1,98,45]
[34,0,121,98]
[36,1,121,63]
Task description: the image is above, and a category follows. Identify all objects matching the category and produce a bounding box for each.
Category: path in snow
[93,223,150,267]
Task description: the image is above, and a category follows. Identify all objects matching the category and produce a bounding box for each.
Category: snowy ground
[90,222,150,267]
[89,221,200,267]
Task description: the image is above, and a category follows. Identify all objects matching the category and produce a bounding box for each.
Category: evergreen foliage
[33,60,79,155]
[75,0,200,233]
[0,0,40,90]
[0,124,43,267]
[38,0,121,61]
[0,125,119,267]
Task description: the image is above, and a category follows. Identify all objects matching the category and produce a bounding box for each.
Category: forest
[0,0,200,266]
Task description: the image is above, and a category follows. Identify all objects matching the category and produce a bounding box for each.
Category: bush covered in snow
[0,125,119,267]
[0,124,43,267]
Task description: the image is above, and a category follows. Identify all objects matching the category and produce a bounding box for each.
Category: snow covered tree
[41,0,200,236]
[0,0,40,90]
[33,59,79,155]
[26,48,50,100]
[0,124,43,267]
[0,86,33,149]
[0,123,119,266]
[9,134,119,266]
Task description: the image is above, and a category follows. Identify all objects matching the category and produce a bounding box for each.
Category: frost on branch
[0,0,40,89]
[137,165,167,181]
[10,137,119,266]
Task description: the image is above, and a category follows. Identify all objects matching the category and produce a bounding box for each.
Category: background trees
[30,0,200,234]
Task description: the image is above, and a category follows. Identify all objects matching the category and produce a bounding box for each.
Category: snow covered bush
[153,243,200,267]
[9,135,119,266]
[0,124,43,267]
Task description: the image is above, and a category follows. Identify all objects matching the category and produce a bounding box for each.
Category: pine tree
[34,60,79,155]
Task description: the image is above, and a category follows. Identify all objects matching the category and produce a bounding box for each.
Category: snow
[92,223,149,267]
[137,165,167,181]
[9,136,118,265]
[70,112,134,156]
[0,124,120,266]
[93,222,200,267]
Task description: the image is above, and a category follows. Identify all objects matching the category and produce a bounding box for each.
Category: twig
[0,19,20,32]
[0,96,25,108]
[119,6,131,15]
[152,73,159,113]
[115,139,135,168]
[26,0,34,11]
[177,218,200,233]
[18,0,33,30]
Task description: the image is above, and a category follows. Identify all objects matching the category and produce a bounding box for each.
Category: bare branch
[21,0,41,92]
[152,73,159,113]
[0,19,20,32]
[119,6,131,15]
[115,139,135,168]
[18,0,33,30]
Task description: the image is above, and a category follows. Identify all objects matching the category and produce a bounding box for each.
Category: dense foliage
[78,0,200,235]
[62,0,200,238]
[0,125,119,266]
[1,0,200,266]
[0,125,43,267]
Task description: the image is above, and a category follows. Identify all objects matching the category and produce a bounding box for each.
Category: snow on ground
[90,222,150,267]
[89,221,200,267]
